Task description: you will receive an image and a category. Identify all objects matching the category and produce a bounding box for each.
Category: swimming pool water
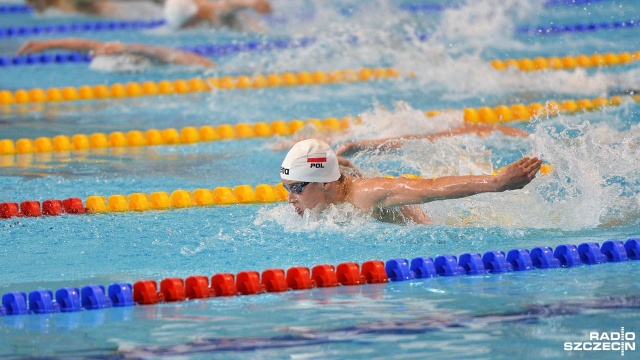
[1,0,640,358]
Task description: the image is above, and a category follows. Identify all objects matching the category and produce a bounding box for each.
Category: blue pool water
[1,0,640,358]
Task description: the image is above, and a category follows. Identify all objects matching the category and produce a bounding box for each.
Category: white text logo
[564,327,636,356]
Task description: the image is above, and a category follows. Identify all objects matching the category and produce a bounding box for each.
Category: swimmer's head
[281,139,341,216]
[281,139,340,183]
[163,0,199,30]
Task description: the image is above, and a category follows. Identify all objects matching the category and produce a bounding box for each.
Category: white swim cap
[164,0,199,30]
[281,139,341,183]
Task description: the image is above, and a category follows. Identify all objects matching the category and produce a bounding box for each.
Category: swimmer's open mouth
[295,207,303,216]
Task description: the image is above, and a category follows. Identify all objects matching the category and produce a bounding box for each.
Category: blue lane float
[517,19,639,35]
[0,4,32,14]
[1,238,638,317]
[0,19,165,39]
[544,0,609,6]
[506,249,533,271]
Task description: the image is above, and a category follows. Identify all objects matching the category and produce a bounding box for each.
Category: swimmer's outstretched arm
[16,38,104,55]
[213,0,272,15]
[357,157,542,208]
[336,123,530,156]
[17,38,215,68]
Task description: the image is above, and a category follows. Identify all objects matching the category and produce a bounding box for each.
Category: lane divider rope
[0,95,628,156]
[544,0,609,6]
[2,238,638,315]
[490,50,639,72]
[0,19,165,38]
[3,17,636,40]
[516,18,639,35]
[0,183,283,220]
[0,67,400,105]
[0,4,32,13]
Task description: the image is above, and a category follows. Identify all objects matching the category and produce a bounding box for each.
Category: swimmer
[163,0,272,31]
[280,139,542,225]
[271,122,529,153]
[16,38,215,69]
[26,0,163,17]
[336,123,530,156]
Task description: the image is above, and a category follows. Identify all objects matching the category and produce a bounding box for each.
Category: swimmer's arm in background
[116,43,215,67]
[214,0,272,15]
[204,0,272,32]
[337,123,530,156]
[16,38,104,55]
[361,157,542,208]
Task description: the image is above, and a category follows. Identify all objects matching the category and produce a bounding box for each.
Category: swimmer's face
[282,180,330,216]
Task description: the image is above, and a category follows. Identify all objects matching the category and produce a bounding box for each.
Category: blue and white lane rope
[1,238,638,316]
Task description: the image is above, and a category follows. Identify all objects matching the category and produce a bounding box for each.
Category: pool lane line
[0,67,400,105]
[2,238,638,316]
[0,95,628,156]
[0,4,32,14]
[544,0,610,6]
[2,46,638,104]
[490,50,639,72]
[0,117,353,155]
[0,183,285,220]
[516,18,640,36]
[0,19,165,38]
[0,163,555,219]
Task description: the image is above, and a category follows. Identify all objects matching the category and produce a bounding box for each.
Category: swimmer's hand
[16,39,105,56]
[496,157,542,191]
[17,40,49,55]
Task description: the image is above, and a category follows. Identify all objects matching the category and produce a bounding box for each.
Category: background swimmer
[17,38,215,70]
[26,0,164,18]
[336,123,530,156]
[164,0,272,31]
[271,122,529,153]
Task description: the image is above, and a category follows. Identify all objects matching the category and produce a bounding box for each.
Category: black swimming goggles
[283,182,311,194]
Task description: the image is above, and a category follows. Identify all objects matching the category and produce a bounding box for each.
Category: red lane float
[237,271,265,295]
[211,273,237,296]
[185,276,214,299]
[0,198,85,219]
[261,269,288,292]
[20,201,41,217]
[128,261,390,309]
[336,262,366,285]
[0,202,19,218]
[311,265,339,287]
